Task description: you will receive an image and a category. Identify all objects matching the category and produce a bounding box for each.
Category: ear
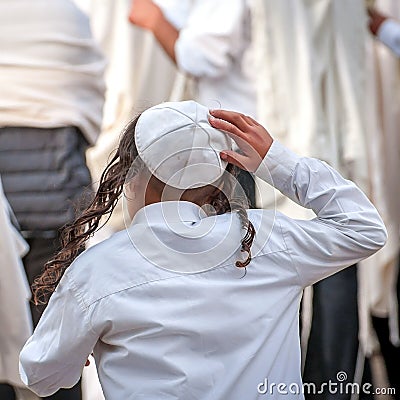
[124,178,137,200]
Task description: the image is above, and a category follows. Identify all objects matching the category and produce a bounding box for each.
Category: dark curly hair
[32,113,256,305]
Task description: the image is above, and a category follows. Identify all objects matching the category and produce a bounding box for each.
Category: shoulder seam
[278,218,304,288]
[67,275,99,335]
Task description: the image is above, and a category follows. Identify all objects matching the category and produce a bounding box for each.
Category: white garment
[154,0,192,31]
[252,0,370,223]
[0,0,105,145]
[251,3,386,356]
[0,178,31,387]
[377,18,400,57]
[171,0,257,116]
[358,0,400,351]
[74,0,181,232]
[253,0,368,179]
[19,141,386,399]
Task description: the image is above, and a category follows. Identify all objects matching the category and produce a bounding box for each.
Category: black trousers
[303,262,400,400]
[371,259,400,400]
[303,266,373,400]
[0,126,90,399]
[0,385,17,400]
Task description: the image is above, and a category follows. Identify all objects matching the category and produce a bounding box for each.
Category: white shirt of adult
[0,0,106,145]
[157,0,257,116]
[19,141,386,399]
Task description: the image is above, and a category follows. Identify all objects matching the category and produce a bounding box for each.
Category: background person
[72,0,182,240]
[129,0,257,205]
[366,2,400,397]
[251,2,400,397]
[0,0,105,398]
[0,178,32,400]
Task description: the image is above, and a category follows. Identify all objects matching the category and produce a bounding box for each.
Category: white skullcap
[135,100,233,189]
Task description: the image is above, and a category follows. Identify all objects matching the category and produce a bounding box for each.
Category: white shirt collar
[128,201,242,274]
[132,201,207,226]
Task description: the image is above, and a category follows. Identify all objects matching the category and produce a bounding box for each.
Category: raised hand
[208,109,273,172]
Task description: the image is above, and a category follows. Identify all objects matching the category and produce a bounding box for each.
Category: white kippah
[135,100,233,189]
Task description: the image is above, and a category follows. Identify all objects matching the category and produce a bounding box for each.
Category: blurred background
[0,0,399,399]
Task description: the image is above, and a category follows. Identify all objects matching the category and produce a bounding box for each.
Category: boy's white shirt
[19,141,386,399]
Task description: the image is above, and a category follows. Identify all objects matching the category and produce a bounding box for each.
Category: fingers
[209,109,252,133]
[208,113,246,139]
[209,115,253,155]
[209,108,269,172]
[220,150,248,170]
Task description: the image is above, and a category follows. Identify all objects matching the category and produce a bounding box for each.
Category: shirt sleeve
[377,19,400,58]
[174,0,246,78]
[19,272,98,397]
[255,141,387,288]
[154,0,190,30]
